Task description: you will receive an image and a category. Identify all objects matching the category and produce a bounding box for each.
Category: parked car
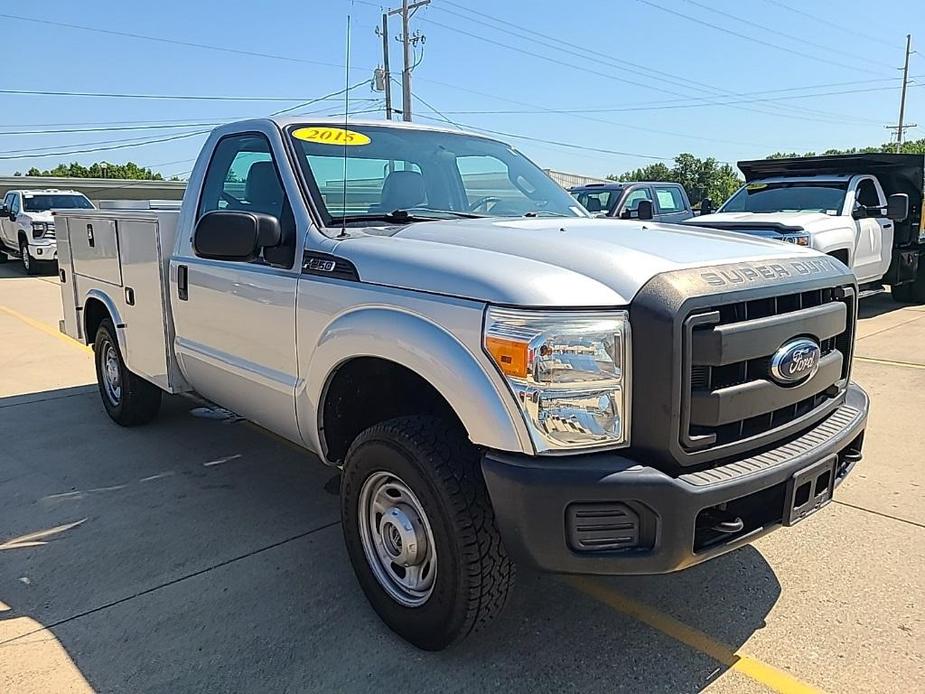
[57,118,868,650]
[0,189,94,274]
[687,154,925,302]
[568,181,694,222]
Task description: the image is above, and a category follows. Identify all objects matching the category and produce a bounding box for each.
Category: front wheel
[94,318,162,425]
[19,238,37,275]
[341,416,515,650]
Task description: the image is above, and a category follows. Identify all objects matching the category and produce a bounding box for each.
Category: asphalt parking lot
[1,261,923,694]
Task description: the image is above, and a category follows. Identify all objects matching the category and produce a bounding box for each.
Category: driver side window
[620,187,652,217]
[10,194,20,216]
[855,179,881,209]
[198,134,296,268]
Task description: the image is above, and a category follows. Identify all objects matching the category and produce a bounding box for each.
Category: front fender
[83,289,127,353]
[302,306,531,458]
[808,225,855,265]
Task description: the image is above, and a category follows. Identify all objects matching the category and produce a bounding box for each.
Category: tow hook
[700,508,745,534]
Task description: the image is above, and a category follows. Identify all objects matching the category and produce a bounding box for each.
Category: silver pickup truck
[56,117,869,650]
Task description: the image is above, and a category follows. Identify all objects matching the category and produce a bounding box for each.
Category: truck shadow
[857,291,914,319]
[0,388,780,693]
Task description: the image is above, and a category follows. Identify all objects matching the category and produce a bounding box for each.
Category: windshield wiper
[522,210,570,218]
[332,208,486,224]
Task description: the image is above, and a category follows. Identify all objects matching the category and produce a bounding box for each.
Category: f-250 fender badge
[769,338,821,385]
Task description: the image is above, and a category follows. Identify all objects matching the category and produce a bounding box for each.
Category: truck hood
[692,211,846,233]
[333,217,821,306]
[21,211,55,223]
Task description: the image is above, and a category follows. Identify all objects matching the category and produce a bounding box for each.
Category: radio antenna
[338,12,352,239]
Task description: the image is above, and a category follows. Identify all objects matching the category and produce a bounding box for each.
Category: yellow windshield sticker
[746,182,768,191]
[292,126,370,146]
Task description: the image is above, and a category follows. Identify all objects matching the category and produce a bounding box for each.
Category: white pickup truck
[689,154,925,302]
[57,117,868,650]
[0,189,94,274]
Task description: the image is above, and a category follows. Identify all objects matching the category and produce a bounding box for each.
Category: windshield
[288,124,586,229]
[720,181,847,215]
[570,188,621,214]
[23,194,93,212]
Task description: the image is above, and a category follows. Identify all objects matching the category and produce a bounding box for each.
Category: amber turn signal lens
[485,336,529,379]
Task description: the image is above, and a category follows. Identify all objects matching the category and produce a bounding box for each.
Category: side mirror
[637,199,654,221]
[700,198,713,215]
[887,193,909,222]
[193,210,281,262]
[852,205,868,220]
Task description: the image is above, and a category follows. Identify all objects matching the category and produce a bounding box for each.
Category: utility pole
[384,0,429,122]
[886,34,916,152]
[381,12,392,120]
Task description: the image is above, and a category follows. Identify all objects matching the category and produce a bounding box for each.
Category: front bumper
[482,382,868,575]
[27,238,57,260]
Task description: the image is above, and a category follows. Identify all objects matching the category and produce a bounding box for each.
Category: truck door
[652,184,692,223]
[170,132,302,442]
[0,192,13,246]
[851,177,892,283]
[617,186,654,219]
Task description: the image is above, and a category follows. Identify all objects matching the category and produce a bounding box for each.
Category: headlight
[31,221,49,238]
[781,233,810,247]
[484,307,630,453]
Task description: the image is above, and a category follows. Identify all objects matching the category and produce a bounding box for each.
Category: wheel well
[83,298,111,345]
[17,230,27,246]
[320,357,464,464]
[828,249,850,267]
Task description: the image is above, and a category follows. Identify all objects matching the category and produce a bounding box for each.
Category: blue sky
[2,0,922,179]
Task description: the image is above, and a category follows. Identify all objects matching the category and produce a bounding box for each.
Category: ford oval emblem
[770,338,821,385]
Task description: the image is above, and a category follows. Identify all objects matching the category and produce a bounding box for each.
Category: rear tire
[94,318,161,426]
[341,415,515,650]
[891,259,925,304]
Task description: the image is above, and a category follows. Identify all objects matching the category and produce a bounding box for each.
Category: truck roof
[265,116,495,141]
[738,154,924,199]
[13,188,85,195]
[568,181,677,192]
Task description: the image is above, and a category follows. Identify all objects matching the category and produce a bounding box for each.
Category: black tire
[93,318,161,426]
[341,415,515,650]
[891,262,925,304]
[19,237,38,276]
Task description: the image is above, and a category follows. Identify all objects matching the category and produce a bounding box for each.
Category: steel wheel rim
[358,470,437,607]
[101,341,122,405]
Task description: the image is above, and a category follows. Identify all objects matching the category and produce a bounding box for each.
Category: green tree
[768,137,925,158]
[23,161,165,180]
[609,154,742,208]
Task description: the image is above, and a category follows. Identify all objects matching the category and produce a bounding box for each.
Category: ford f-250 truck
[688,154,925,303]
[56,117,869,650]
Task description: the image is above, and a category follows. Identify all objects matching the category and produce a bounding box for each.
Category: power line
[430,0,886,126]
[633,0,886,76]
[413,114,676,162]
[0,87,372,102]
[0,83,375,161]
[0,12,367,73]
[762,0,901,50]
[681,0,895,70]
[433,82,923,116]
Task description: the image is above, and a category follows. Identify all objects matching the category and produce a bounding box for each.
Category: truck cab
[56,118,868,650]
[569,181,694,223]
[688,155,925,302]
[0,189,94,274]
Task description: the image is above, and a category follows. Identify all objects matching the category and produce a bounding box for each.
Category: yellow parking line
[854,355,925,370]
[0,304,92,354]
[566,577,825,694]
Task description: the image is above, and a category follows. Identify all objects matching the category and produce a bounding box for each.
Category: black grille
[683,285,855,452]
